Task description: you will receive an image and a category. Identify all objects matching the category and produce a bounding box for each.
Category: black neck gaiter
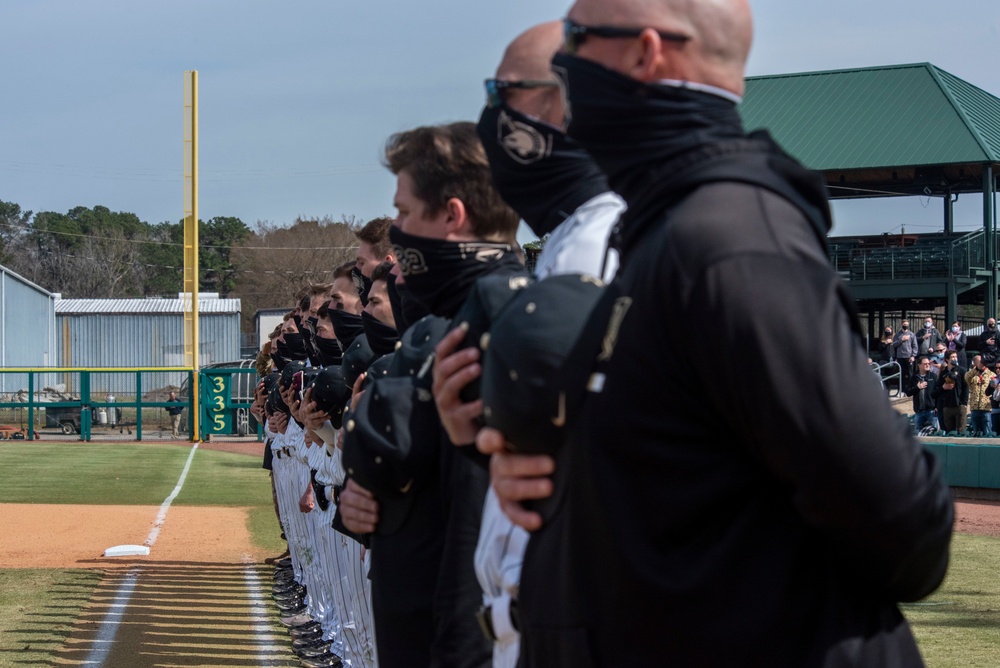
[389,225,525,319]
[314,335,343,367]
[551,52,746,200]
[362,310,400,357]
[270,352,288,372]
[386,275,430,333]
[329,310,365,351]
[279,333,309,361]
[476,104,610,237]
[352,266,373,307]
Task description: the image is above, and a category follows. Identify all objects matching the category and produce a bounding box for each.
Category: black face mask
[476,104,610,237]
[302,316,322,366]
[386,273,430,333]
[352,266,373,307]
[313,334,343,367]
[270,352,288,372]
[551,52,744,197]
[389,225,525,319]
[279,332,309,360]
[329,310,365,351]
[362,310,400,357]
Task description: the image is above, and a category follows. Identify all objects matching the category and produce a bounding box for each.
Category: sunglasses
[484,78,559,108]
[563,17,690,55]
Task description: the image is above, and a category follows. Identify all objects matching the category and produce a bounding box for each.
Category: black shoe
[264,550,291,565]
[273,590,305,602]
[299,653,342,668]
[279,611,313,627]
[274,556,292,568]
[288,623,323,640]
[296,643,335,659]
[276,603,307,616]
[292,636,330,651]
[271,580,306,594]
[275,598,305,611]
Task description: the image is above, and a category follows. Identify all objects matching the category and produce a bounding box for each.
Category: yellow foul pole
[183,70,200,441]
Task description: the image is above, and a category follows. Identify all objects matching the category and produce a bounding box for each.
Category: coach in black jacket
[482,1,955,666]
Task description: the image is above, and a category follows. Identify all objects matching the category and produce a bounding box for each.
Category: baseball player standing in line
[432,20,622,668]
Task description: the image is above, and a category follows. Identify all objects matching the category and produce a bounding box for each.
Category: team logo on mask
[394,245,428,276]
[497,110,552,165]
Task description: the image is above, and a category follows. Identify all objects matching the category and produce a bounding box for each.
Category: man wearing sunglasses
[480,0,954,666]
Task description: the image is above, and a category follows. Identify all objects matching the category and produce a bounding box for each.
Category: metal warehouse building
[55,293,241,389]
[0,264,58,368]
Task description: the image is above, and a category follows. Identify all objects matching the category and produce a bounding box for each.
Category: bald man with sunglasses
[479,0,954,666]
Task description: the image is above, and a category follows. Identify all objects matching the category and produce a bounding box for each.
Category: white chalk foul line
[243,563,291,666]
[86,444,200,667]
[81,569,140,666]
[145,443,199,547]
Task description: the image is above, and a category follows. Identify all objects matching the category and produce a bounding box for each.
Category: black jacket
[931,365,969,408]
[906,372,936,412]
[519,136,953,668]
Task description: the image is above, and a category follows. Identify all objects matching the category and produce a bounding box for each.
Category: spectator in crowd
[354,216,396,278]
[893,319,918,387]
[966,355,996,435]
[946,320,968,368]
[906,356,938,434]
[917,317,942,356]
[990,361,1000,434]
[878,325,895,364]
[932,350,969,434]
[165,391,184,438]
[980,318,999,366]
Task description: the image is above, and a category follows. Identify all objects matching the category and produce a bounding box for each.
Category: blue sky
[1,0,998,239]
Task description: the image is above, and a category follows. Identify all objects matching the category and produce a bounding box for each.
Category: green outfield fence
[0,367,262,443]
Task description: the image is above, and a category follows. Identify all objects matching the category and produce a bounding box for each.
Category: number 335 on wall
[206,375,231,433]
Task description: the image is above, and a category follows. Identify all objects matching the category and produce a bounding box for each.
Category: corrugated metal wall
[1,267,57,368]
[56,313,241,390]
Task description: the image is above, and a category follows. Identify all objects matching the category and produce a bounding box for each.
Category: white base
[104,544,150,557]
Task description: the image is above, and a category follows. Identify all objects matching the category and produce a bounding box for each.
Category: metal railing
[871,360,902,397]
[829,230,989,282]
[0,367,262,442]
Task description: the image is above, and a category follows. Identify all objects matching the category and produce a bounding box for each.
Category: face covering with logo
[476,103,610,237]
[551,52,745,200]
[362,310,400,357]
[389,227,524,318]
[389,225,524,319]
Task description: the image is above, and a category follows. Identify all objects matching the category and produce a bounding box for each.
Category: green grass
[0,442,272,506]
[248,503,288,556]
[0,568,103,668]
[904,532,1000,667]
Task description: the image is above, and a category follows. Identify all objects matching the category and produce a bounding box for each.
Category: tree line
[0,199,385,330]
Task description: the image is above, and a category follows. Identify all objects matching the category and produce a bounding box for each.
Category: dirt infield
[1,498,997,571]
[0,503,265,568]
